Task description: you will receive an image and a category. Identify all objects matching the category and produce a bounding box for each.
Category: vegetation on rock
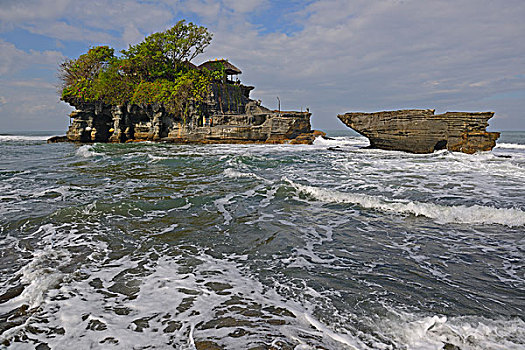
[59,20,224,114]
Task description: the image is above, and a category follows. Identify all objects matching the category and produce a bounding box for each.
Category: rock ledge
[52,79,320,145]
[337,109,500,154]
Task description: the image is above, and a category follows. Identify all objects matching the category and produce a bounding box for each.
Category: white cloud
[0,39,63,76]
[8,80,56,89]
[22,21,114,43]
[0,0,70,25]
[0,0,177,46]
[1,0,524,130]
[0,84,72,131]
[182,0,222,20]
[195,0,525,129]
[222,0,268,14]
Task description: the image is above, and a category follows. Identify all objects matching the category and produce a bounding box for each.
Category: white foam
[313,136,369,148]
[303,313,361,349]
[32,185,72,201]
[4,222,524,349]
[223,168,264,181]
[378,311,525,350]
[75,145,100,158]
[214,194,234,225]
[154,223,179,235]
[496,143,525,150]
[9,250,364,349]
[288,180,525,227]
[0,135,51,142]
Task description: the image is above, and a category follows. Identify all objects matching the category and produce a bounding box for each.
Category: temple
[57,60,321,144]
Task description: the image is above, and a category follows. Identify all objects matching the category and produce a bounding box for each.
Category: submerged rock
[337,109,500,154]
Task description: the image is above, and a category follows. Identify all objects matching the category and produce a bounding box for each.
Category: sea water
[0,130,524,349]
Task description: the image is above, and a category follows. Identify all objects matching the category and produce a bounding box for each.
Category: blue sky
[1,0,524,132]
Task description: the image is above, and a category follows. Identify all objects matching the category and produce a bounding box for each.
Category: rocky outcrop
[337,109,500,154]
[56,82,318,145]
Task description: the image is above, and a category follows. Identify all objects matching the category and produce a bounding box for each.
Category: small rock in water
[47,135,68,143]
[443,343,461,350]
[194,340,223,350]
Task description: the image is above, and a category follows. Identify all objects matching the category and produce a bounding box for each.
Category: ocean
[0,130,524,349]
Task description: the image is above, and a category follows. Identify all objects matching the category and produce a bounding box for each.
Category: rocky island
[338,109,500,154]
[51,21,320,145]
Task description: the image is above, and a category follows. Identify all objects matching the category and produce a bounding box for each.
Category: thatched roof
[182,60,198,70]
[198,59,242,75]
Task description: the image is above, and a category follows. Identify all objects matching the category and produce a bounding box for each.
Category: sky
[0,0,524,132]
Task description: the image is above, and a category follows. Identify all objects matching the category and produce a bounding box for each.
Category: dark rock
[195,341,223,350]
[327,146,344,152]
[337,109,500,154]
[0,285,24,303]
[46,135,68,143]
[228,328,250,338]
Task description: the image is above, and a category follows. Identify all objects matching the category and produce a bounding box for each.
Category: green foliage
[59,21,221,117]
[121,20,212,81]
[59,46,115,89]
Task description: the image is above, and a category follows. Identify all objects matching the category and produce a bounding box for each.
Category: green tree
[59,46,114,89]
[121,20,212,81]
[59,20,219,117]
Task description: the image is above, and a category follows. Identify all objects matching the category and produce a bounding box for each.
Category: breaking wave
[377,312,525,350]
[313,136,370,148]
[288,180,525,227]
[0,135,50,142]
[496,143,525,150]
[75,145,101,158]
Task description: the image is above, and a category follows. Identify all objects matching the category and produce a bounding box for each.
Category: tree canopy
[59,21,223,114]
[121,20,212,81]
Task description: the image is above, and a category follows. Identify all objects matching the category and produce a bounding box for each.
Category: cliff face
[337,109,500,154]
[62,83,317,144]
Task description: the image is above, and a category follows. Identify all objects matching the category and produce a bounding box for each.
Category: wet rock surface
[338,109,500,154]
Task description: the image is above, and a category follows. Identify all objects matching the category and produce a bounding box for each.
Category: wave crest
[288,180,525,227]
[496,143,525,150]
[75,145,100,158]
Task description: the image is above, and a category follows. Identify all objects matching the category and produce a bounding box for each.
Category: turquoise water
[0,131,524,349]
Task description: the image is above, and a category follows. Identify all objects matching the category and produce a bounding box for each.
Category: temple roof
[198,59,242,75]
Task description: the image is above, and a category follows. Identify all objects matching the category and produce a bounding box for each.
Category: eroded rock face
[337,109,500,154]
[59,83,317,145]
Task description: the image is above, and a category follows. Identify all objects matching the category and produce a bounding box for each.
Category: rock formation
[54,66,320,145]
[337,109,500,154]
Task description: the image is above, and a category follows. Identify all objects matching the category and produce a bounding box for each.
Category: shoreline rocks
[54,77,321,145]
[53,102,318,145]
[338,109,500,154]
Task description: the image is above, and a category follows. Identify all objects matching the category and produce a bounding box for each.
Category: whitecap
[0,135,51,142]
[223,168,270,183]
[75,145,100,158]
[313,136,369,148]
[378,311,525,350]
[496,143,525,150]
[287,180,525,227]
